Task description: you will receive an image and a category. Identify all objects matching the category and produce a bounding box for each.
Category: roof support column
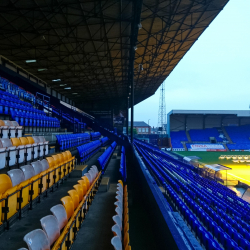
[126,97,129,135]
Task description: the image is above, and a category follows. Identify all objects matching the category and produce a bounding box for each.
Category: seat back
[84,173,92,184]
[11,121,19,127]
[20,165,35,180]
[3,120,12,126]
[0,120,5,126]
[40,159,50,171]
[67,190,79,210]
[38,136,45,142]
[52,154,60,166]
[112,224,122,239]
[77,180,87,196]
[0,174,13,194]
[73,184,84,201]
[81,176,90,190]
[1,138,13,147]
[27,137,35,144]
[61,196,74,220]
[40,215,60,246]
[11,137,21,147]
[23,229,50,250]
[111,236,122,250]
[19,137,29,145]
[33,136,40,143]
[50,204,68,231]
[31,161,43,175]
[46,157,55,168]
[7,169,25,187]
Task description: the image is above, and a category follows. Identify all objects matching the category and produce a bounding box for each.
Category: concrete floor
[71,156,120,250]
[0,151,103,250]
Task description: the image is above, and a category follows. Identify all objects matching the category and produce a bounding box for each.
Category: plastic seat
[1,138,16,167]
[20,165,40,200]
[68,190,79,210]
[0,141,6,169]
[115,207,122,220]
[46,157,57,186]
[40,215,60,246]
[112,224,122,239]
[111,236,122,250]
[84,173,92,185]
[10,120,22,138]
[38,136,49,155]
[61,196,74,220]
[0,174,17,224]
[11,138,25,164]
[113,215,122,230]
[73,184,84,201]
[81,176,90,190]
[20,137,33,162]
[50,204,68,230]
[0,120,9,138]
[77,180,87,196]
[31,161,47,192]
[33,136,44,157]
[23,229,50,250]
[52,154,61,182]
[26,137,38,159]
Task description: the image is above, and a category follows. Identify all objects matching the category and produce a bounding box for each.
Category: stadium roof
[129,121,149,127]
[0,0,229,110]
[168,110,250,117]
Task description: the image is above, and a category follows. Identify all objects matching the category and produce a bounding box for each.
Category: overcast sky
[132,0,250,128]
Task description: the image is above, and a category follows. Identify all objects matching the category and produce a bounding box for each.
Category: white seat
[112,215,122,230]
[0,121,9,138]
[84,173,92,184]
[20,165,35,180]
[11,121,23,138]
[111,224,122,240]
[38,136,49,155]
[23,229,50,250]
[116,194,123,203]
[111,236,122,250]
[117,183,123,190]
[40,159,50,172]
[1,138,16,167]
[88,169,95,181]
[40,215,60,246]
[115,207,122,220]
[90,166,98,177]
[0,140,6,169]
[31,161,43,175]
[7,169,25,186]
[114,201,123,212]
[50,204,68,230]
[116,190,123,197]
[33,136,44,157]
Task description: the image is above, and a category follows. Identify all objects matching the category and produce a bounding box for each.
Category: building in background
[129,121,151,134]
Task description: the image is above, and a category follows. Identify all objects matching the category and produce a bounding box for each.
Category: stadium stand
[170,131,187,149]
[77,140,101,163]
[98,141,117,171]
[100,136,109,146]
[189,128,223,142]
[225,125,250,150]
[0,151,75,229]
[56,133,90,151]
[112,180,130,250]
[22,165,101,249]
[134,139,250,250]
[119,147,127,183]
[90,132,101,141]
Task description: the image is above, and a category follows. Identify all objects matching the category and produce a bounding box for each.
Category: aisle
[71,156,120,250]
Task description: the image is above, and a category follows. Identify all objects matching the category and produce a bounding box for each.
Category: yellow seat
[46,157,56,187]
[52,155,61,182]
[118,180,123,187]
[65,151,74,172]
[73,184,83,202]
[11,137,21,147]
[60,152,68,176]
[61,196,74,220]
[67,190,79,210]
[0,174,17,224]
[57,153,65,178]
[124,231,129,248]
[81,176,90,190]
[77,180,87,196]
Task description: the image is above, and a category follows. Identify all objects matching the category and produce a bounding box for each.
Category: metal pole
[148,119,150,134]
[126,97,129,135]
[131,81,134,143]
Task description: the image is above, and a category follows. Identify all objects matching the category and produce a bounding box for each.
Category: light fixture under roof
[60,84,67,86]
[64,87,71,89]
[72,93,78,94]
[26,59,36,63]
[52,79,61,82]
[38,68,47,72]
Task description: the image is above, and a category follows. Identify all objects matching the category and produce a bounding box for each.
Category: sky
[132,0,250,128]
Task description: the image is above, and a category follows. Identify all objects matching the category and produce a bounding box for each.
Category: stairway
[185,131,192,143]
[221,127,233,143]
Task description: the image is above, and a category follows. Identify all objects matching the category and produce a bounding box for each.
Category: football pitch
[176,151,250,186]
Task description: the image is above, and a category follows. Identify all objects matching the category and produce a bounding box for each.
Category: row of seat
[77,140,101,163]
[0,136,49,169]
[134,140,250,250]
[56,133,90,151]
[90,132,101,141]
[100,137,109,146]
[120,147,126,183]
[0,151,75,229]
[111,181,131,250]
[11,110,60,129]
[98,141,117,170]
[0,120,22,138]
[21,165,101,250]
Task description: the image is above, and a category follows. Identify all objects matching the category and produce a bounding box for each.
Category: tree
[128,127,137,135]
